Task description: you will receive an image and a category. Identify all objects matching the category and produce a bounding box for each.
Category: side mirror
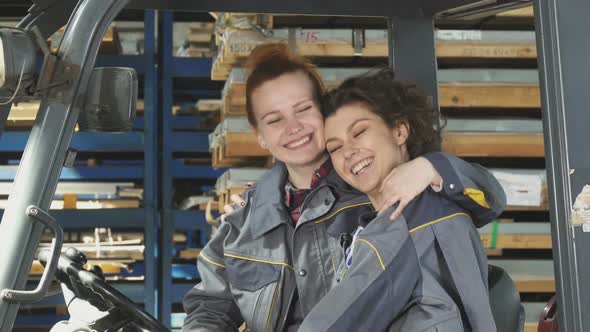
[78,67,137,133]
[0,28,36,94]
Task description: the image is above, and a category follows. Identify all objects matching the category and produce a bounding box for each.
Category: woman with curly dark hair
[299,69,496,332]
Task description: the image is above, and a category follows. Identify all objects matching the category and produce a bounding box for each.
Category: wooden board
[217,187,247,213]
[217,7,533,30]
[213,131,544,165]
[196,99,222,112]
[480,234,552,249]
[6,102,39,128]
[0,199,140,210]
[50,26,118,54]
[516,278,556,293]
[212,144,268,169]
[524,322,538,332]
[212,41,538,80]
[187,32,213,44]
[442,133,545,158]
[9,99,145,129]
[496,6,534,18]
[436,43,536,59]
[31,260,129,275]
[190,22,215,31]
[224,133,268,157]
[439,83,540,109]
[223,83,541,109]
[505,205,549,212]
[212,28,537,80]
[490,260,555,293]
[179,248,202,259]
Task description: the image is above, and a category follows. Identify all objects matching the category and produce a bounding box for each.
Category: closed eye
[353,128,366,138]
[327,145,342,154]
[267,117,282,125]
[296,106,312,113]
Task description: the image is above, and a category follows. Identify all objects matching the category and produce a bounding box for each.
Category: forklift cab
[0,0,588,331]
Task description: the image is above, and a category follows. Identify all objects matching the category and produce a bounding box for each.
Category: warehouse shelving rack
[157,11,224,327]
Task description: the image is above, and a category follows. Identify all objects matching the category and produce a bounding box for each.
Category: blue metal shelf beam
[173,210,209,230]
[171,132,209,152]
[159,11,220,325]
[170,161,224,179]
[0,163,220,180]
[160,10,176,326]
[0,165,143,180]
[172,283,194,304]
[0,209,146,228]
[142,9,159,317]
[0,132,144,152]
[135,115,202,130]
[172,57,212,78]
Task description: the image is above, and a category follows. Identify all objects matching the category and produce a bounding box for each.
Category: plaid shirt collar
[285,159,333,223]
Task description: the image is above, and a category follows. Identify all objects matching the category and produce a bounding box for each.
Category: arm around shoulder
[422,152,507,227]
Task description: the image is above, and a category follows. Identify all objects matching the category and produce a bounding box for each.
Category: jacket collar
[249,162,291,239]
[249,161,365,239]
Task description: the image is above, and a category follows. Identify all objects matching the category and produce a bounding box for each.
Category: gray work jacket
[182,152,505,332]
[299,185,497,331]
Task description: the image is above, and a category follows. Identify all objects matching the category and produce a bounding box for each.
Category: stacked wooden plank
[214,67,544,161]
[49,26,120,54]
[184,22,216,57]
[214,168,267,212]
[0,182,143,209]
[7,100,147,130]
[211,28,537,80]
[30,230,189,280]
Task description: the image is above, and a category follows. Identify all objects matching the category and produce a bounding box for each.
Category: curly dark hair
[322,68,442,159]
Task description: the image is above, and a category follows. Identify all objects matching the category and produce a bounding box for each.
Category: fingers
[378,195,401,215]
[230,194,246,207]
[389,199,408,221]
[205,200,215,223]
[223,203,235,215]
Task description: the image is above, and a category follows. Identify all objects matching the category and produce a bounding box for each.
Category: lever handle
[1,205,63,303]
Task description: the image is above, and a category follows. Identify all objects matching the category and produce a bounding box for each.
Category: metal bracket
[287,27,298,54]
[28,26,51,56]
[47,62,79,102]
[64,148,77,168]
[352,28,365,56]
[1,205,63,304]
[34,53,58,98]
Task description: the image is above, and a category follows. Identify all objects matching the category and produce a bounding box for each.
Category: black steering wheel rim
[40,249,169,332]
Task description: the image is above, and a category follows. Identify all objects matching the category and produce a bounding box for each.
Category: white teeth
[351,158,373,175]
[286,135,311,148]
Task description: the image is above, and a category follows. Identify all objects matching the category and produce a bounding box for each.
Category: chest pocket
[225,256,281,291]
[224,256,284,332]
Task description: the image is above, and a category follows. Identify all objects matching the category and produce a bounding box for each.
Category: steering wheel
[39,248,169,332]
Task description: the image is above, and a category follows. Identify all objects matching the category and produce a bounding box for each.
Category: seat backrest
[488,265,525,332]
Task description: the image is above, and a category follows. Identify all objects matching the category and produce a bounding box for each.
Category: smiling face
[251,70,327,169]
[325,102,410,199]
